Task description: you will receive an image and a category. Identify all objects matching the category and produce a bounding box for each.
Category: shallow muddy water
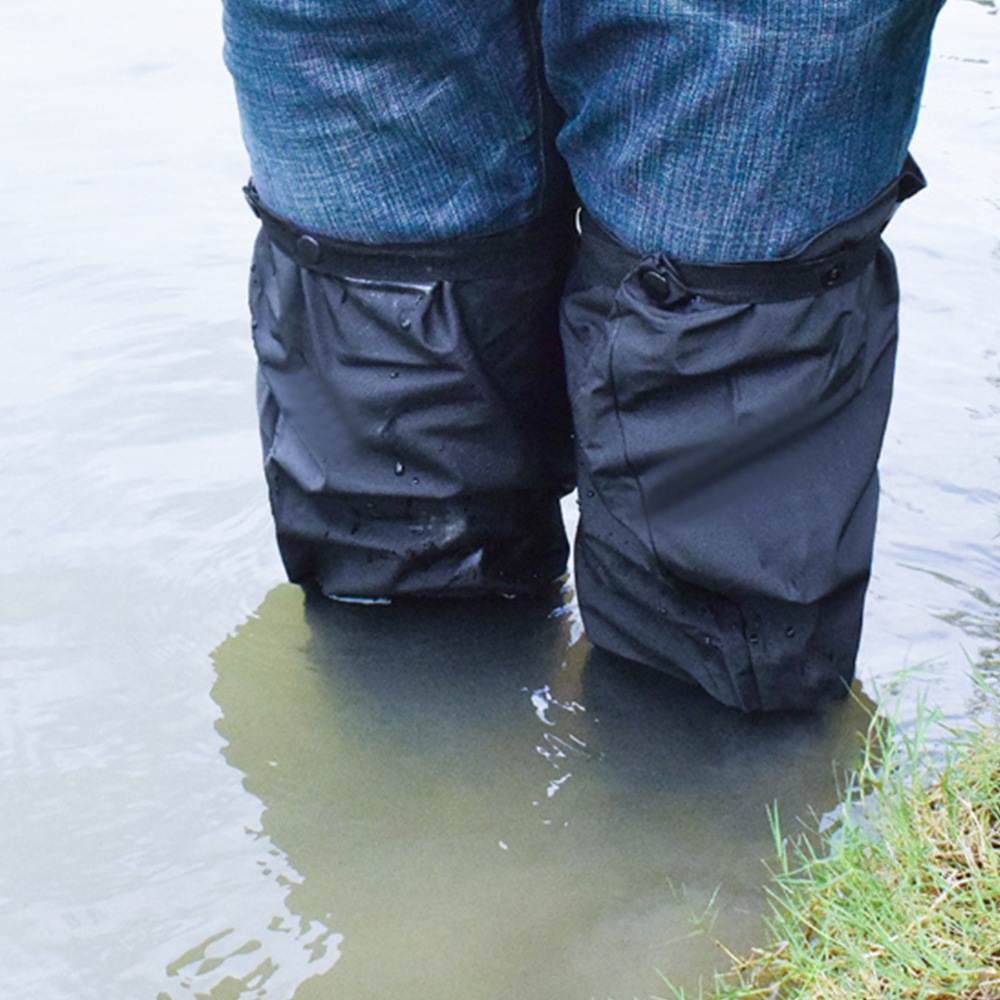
[0,2,997,998]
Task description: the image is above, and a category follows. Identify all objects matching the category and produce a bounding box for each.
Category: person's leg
[542,0,944,710]
[223,0,576,599]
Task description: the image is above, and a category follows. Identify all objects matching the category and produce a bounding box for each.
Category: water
[866,0,1000,724]
[0,1,997,997]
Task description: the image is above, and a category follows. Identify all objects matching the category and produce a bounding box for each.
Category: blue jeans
[223,0,943,261]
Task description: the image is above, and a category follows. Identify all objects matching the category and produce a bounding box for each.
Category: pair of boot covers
[245,158,924,713]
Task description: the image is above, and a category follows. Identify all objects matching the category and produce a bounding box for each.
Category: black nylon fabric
[249,223,575,599]
[562,195,903,712]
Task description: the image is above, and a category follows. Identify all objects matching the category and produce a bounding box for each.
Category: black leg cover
[248,213,576,600]
[561,164,921,711]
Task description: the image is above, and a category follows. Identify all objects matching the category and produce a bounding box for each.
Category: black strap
[579,154,926,305]
[243,183,576,283]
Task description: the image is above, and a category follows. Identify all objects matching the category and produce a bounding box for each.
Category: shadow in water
[209,583,875,1000]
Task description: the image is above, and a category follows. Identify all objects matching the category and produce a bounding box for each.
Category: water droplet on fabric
[411,476,419,485]
[390,371,399,379]
[394,462,405,476]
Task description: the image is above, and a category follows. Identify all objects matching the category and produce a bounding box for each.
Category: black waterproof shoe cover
[561,158,924,712]
[247,197,577,600]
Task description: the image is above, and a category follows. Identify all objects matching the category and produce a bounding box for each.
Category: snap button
[822,264,844,288]
[640,268,672,301]
[295,234,321,266]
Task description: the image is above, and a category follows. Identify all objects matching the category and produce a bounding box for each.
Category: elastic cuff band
[243,183,577,283]
[579,154,926,305]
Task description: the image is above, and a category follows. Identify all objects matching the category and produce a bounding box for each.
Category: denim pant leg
[542,0,945,260]
[550,0,944,710]
[222,0,568,241]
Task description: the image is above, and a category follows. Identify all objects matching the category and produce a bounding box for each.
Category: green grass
[662,679,1000,1000]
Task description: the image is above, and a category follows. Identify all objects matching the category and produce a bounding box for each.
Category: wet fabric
[222,0,943,260]
[248,209,576,599]
[561,166,919,712]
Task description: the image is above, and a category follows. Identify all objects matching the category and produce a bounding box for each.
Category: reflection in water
[181,584,876,999]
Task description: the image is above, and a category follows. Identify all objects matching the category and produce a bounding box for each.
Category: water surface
[0,1,997,998]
